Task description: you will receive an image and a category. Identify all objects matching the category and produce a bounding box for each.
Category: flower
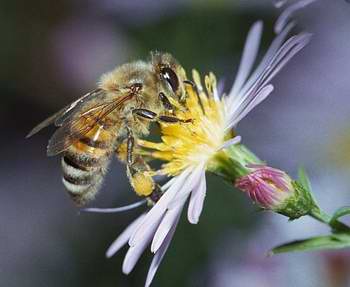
[235,164,295,210]
[124,21,310,285]
[138,20,312,218]
[91,20,311,287]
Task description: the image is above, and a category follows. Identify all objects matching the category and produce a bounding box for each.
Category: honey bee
[27,52,190,206]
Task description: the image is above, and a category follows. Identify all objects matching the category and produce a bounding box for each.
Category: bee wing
[47,92,133,156]
[26,89,104,138]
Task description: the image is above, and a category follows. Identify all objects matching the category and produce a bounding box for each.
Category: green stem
[309,208,350,233]
[208,143,263,181]
[309,208,331,224]
[210,142,350,234]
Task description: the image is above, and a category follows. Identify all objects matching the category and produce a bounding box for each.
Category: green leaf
[269,233,350,255]
[330,206,350,226]
[298,167,312,192]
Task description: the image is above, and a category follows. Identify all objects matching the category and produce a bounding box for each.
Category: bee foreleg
[158,115,192,123]
[158,92,173,111]
[132,108,191,123]
[132,108,157,120]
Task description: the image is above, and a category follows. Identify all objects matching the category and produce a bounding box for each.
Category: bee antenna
[82,199,147,213]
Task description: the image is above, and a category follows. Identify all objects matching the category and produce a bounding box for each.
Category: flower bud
[235,164,316,219]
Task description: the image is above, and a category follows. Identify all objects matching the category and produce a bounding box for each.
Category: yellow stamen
[138,70,234,177]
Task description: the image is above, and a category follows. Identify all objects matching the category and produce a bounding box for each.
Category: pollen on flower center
[138,70,232,176]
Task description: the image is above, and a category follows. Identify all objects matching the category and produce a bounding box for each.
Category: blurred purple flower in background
[94,0,184,25]
[51,17,130,93]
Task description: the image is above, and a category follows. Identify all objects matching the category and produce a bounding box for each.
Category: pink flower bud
[235,164,294,210]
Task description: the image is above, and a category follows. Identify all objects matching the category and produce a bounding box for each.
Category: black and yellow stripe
[61,123,117,206]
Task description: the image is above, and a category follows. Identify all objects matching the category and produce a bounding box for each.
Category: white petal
[150,166,206,253]
[255,33,312,91]
[239,22,295,98]
[226,32,311,129]
[216,78,226,100]
[151,198,186,253]
[145,213,180,287]
[225,22,294,122]
[83,200,147,213]
[167,164,205,209]
[105,213,146,258]
[161,176,177,191]
[129,168,192,247]
[228,85,274,128]
[122,241,148,275]
[187,171,207,224]
[275,0,318,34]
[274,0,289,8]
[122,214,162,274]
[228,21,263,105]
[218,136,241,151]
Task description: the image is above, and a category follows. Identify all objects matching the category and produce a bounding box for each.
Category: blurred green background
[2,0,350,286]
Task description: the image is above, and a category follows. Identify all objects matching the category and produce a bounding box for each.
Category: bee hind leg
[124,128,161,199]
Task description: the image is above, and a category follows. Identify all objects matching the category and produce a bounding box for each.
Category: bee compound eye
[160,67,179,93]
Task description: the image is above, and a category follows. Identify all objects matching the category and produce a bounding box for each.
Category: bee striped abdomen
[61,123,116,206]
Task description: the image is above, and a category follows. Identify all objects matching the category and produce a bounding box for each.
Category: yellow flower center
[138,70,234,176]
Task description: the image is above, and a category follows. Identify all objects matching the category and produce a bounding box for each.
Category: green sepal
[297,167,312,192]
[276,181,317,220]
[330,206,350,227]
[269,233,350,255]
[209,143,263,181]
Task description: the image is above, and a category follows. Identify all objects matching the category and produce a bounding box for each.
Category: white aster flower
[90,20,311,287]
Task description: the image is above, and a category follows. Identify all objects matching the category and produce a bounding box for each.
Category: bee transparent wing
[26,89,104,138]
[26,106,67,139]
[47,110,102,156]
[47,92,134,156]
[54,89,106,127]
